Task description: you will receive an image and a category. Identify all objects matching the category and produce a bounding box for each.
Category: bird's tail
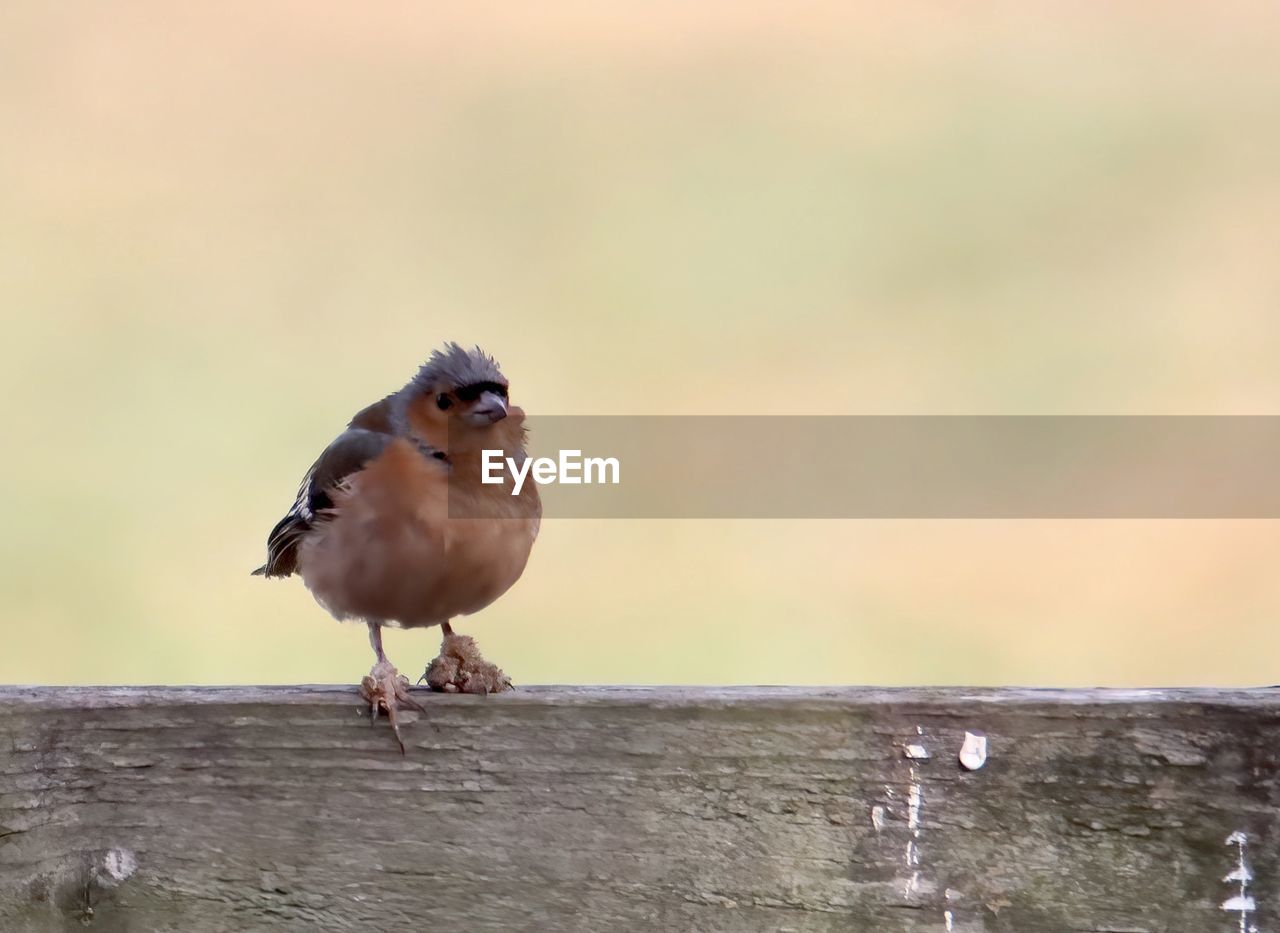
[252,511,308,578]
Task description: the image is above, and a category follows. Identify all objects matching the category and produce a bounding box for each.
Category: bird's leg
[420,620,513,695]
[358,622,424,753]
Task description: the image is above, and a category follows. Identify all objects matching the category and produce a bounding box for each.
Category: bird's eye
[436,394,453,410]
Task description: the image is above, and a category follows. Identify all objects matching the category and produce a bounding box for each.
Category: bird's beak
[467,390,508,426]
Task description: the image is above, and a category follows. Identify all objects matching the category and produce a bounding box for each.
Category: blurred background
[3,1,1280,686]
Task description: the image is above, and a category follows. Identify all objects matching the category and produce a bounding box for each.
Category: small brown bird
[254,343,541,750]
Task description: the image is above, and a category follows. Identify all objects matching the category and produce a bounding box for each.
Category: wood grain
[2,686,1279,932]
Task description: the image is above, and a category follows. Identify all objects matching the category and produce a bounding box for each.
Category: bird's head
[414,342,510,427]
[402,343,524,454]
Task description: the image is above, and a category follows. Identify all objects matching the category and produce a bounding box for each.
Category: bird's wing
[347,392,400,433]
[252,428,394,578]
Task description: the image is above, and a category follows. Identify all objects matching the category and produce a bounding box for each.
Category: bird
[253,343,541,751]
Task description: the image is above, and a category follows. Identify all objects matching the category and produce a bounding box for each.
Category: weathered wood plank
[2,686,1278,932]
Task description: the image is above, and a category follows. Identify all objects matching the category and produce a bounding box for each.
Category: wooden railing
[2,686,1277,931]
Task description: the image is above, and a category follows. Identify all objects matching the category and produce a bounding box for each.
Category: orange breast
[298,439,537,628]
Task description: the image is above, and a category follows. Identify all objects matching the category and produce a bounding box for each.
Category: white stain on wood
[1222,830,1259,933]
[959,731,988,770]
[871,805,887,832]
[102,849,138,884]
[896,729,959,930]
[943,888,961,931]
[903,732,924,899]
[907,776,922,835]
[903,725,929,760]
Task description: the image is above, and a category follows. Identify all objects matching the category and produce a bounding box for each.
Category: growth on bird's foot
[358,658,425,753]
[421,631,513,695]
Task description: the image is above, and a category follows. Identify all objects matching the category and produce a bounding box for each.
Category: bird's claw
[422,632,513,695]
[359,659,425,753]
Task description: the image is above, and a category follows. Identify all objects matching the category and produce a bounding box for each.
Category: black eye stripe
[455,382,508,402]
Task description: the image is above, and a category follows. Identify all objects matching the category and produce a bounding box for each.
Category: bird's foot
[358,658,425,753]
[420,632,513,695]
